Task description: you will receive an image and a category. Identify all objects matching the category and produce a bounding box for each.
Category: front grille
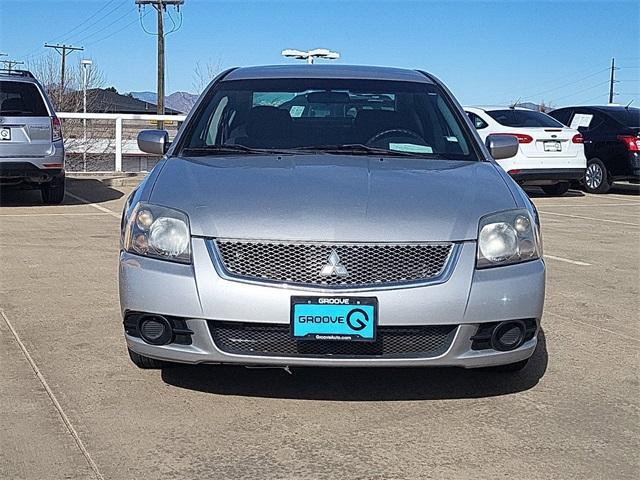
[208,321,457,358]
[213,240,455,288]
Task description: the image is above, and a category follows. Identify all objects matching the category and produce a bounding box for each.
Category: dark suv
[548,106,639,193]
[0,69,65,204]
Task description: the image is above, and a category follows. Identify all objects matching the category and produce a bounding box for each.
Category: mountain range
[128,91,199,114]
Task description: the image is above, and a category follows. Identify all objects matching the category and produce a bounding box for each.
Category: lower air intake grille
[208,321,457,358]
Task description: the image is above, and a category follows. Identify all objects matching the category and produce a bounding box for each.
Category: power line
[552,80,611,103]
[73,6,138,44]
[16,1,125,62]
[46,0,122,45]
[52,1,128,45]
[1,59,24,72]
[84,9,152,48]
[44,44,84,103]
[520,67,610,101]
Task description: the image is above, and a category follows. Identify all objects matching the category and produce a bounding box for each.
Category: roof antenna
[510,97,521,109]
[625,99,634,110]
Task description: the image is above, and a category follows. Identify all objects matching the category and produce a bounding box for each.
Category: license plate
[291,296,377,341]
[0,127,10,141]
[544,141,561,152]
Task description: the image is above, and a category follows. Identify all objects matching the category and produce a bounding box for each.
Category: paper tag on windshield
[570,113,593,129]
[389,143,433,154]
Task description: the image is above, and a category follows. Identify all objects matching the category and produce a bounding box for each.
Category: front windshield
[182,78,476,160]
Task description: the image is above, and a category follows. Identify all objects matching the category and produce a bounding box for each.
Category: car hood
[150,155,516,242]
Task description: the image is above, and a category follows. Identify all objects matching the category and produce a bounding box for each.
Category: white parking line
[65,191,121,219]
[0,212,113,217]
[0,310,105,480]
[539,203,640,208]
[538,210,640,227]
[603,194,640,202]
[545,255,591,266]
[547,311,640,343]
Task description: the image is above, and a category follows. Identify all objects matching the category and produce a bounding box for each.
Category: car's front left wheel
[41,174,65,204]
[128,348,167,369]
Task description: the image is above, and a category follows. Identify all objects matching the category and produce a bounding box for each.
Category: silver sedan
[120,65,544,373]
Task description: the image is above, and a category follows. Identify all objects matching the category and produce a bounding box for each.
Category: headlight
[477,209,541,268]
[123,202,191,264]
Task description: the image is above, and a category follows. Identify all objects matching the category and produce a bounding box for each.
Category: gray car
[0,69,65,204]
[121,65,544,373]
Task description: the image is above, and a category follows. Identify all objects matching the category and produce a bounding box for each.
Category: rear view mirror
[138,129,169,155]
[486,134,519,160]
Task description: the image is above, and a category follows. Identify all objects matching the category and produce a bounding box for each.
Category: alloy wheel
[585,163,603,190]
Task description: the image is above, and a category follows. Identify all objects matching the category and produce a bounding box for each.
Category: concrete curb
[67,172,147,187]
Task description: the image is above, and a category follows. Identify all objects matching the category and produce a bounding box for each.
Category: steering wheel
[366,128,426,146]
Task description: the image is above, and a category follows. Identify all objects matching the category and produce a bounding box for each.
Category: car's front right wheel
[41,174,66,204]
[583,158,610,194]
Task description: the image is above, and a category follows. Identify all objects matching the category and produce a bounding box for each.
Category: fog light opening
[138,315,173,345]
[491,320,526,351]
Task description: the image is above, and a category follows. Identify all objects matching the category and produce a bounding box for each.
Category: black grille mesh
[209,321,457,358]
[214,240,454,287]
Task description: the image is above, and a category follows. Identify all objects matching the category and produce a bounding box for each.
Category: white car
[465,106,586,195]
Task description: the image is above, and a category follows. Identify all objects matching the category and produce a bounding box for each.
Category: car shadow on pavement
[161,330,548,401]
[0,178,123,207]
[524,187,585,198]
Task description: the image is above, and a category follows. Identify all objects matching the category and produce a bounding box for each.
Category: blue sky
[1,0,638,107]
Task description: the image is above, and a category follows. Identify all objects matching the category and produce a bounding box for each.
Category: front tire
[583,159,610,194]
[541,182,570,196]
[41,173,66,204]
[128,348,166,369]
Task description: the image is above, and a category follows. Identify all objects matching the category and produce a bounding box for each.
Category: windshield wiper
[181,145,288,156]
[290,144,441,158]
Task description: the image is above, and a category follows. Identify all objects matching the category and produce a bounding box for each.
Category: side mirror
[485,134,519,160]
[137,129,169,155]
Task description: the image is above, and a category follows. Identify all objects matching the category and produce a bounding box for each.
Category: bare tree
[192,58,222,94]
[27,53,105,111]
[26,54,113,171]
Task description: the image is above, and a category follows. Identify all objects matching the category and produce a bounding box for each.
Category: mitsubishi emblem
[320,250,348,277]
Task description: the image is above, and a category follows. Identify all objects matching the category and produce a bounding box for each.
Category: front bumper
[509,168,585,184]
[119,239,545,368]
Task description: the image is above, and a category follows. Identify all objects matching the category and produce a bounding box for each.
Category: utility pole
[157,3,164,128]
[608,57,618,104]
[1,59,24,72]
[136,0,184,130]
[44,44,84,104]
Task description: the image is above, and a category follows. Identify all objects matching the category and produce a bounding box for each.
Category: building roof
[83,88,181,114]
[224,65,433,83]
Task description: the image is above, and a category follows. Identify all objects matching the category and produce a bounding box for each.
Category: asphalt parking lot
[0,178,638,480]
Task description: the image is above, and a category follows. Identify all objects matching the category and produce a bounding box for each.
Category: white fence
[57,112,187,172]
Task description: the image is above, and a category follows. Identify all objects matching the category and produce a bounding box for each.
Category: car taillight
[572,134,583,144]
[494,133,533,144]
[618,135,640,152]
[51,116,62,142]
